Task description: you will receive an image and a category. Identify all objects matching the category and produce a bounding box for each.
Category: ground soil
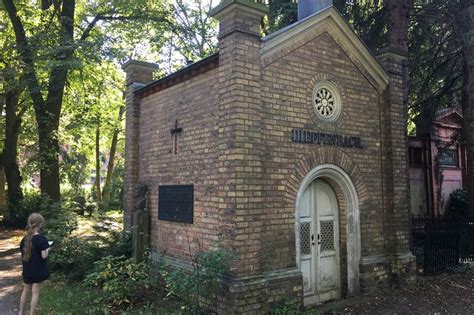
[315,270,474,314]
[1,226,473,314]
[0,227,23,315]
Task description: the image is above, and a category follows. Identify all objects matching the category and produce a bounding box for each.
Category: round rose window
[312,81,341,122]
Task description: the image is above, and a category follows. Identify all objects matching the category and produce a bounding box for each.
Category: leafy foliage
[408,0,464,136]
[2,193,77,238]
[84,255,152,307]
[0,0,174,202]
[154,0,218,72]
[48,236,96,281]
[271,299,313,315]
[264,0,386,52]
[161,250,232,313]
[263,0,297,35]
[48,212,131,281]
[447,189,469,220]
[37,277,105,315]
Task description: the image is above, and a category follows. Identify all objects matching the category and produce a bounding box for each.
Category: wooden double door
[299,180,340,305]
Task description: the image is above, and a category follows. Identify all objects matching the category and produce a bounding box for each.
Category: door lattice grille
[320,220,334,251]
[300,222,311,255]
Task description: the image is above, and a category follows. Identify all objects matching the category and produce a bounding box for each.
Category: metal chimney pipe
[298,0,333,20]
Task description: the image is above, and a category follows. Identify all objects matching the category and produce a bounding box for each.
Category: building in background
[408,108,467,217]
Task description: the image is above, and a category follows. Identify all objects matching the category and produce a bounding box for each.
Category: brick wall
[138,68,221,260]
[122,61,158,230]
[124,1,418,312]
[377,49,416,283]
[260,31,387,272]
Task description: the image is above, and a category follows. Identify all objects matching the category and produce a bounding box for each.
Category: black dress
[20,234,50,284]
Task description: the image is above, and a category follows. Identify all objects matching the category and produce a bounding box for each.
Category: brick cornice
[210,0,268,20]
[121,59,159,73]
[135,53,219,98]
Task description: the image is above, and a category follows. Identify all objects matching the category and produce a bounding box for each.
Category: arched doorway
[295,164,360,305]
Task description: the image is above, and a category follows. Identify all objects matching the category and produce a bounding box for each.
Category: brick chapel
[122,0,416,312]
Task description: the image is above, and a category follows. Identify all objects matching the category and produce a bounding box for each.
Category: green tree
[59,58,126,208]
[154,0,218,71]
[454,0,474,217]
[0,13,26,210]
[408,0,473,215]
[1,0,171,201]
[263,0,297,34]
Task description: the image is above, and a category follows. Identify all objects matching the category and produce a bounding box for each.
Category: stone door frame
[295,164,361,299]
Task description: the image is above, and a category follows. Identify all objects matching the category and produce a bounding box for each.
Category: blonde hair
[22,213,44,262]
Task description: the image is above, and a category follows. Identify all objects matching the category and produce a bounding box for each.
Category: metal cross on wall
[170,119,182,154]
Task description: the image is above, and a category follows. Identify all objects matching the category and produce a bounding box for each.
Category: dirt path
[0,228,23,315]
[316,271,474,314]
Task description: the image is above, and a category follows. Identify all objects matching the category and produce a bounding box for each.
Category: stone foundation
[359,255,391,292]
[217,269,303,314]
[152,252,303,314]
[391,252,417,285]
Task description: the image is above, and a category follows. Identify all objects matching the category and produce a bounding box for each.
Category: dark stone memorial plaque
[158,185,194,223]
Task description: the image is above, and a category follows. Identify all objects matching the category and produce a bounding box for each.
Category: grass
[74,210,123,237]
[38,276,179,315]
[37,211,173,314]
[38,276,106,314]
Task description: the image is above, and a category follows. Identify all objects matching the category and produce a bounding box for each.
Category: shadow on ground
[314,268,474,314]
[0,227,23,315]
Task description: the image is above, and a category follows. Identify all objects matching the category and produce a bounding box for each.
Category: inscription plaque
[291,129,364,149]
[158,185,194,223]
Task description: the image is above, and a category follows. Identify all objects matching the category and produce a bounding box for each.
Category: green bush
[447,188,469,220]
[2,193,75,231]
[2,193,78,238]
[96,228,132,258]
[67,195,98,216]
[48,236,96,281]
[101,163,124,211]
[2,198,31,228]
[48,214,130,281]
[42,204,78,244]
[161,250,232,314]
[84,255,152,307]
[271,299,309,315]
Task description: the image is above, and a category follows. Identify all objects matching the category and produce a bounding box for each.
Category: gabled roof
[434,107,463,127]
[260,6,389,91]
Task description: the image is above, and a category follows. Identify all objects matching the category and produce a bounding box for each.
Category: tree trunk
[385,0,410,109]
[0,96,5,211]
[460,3,474,218]
[0,162,6,210]
[3,0,76,203]
[102,105,125,202]
[461,56,474,217]
[95,124,102,203]
[37,59,71,202]
[384,0,409,52]
[37,108,61,202]
[3,86,23,209]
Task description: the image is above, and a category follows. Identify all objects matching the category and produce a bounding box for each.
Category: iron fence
[411,215,474,274]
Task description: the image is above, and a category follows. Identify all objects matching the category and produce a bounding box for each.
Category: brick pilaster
[377,48,416,283]
[122,60,158,230]
[211,0,268,279]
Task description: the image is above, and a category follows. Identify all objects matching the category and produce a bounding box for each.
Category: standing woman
[19,213,51,315]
